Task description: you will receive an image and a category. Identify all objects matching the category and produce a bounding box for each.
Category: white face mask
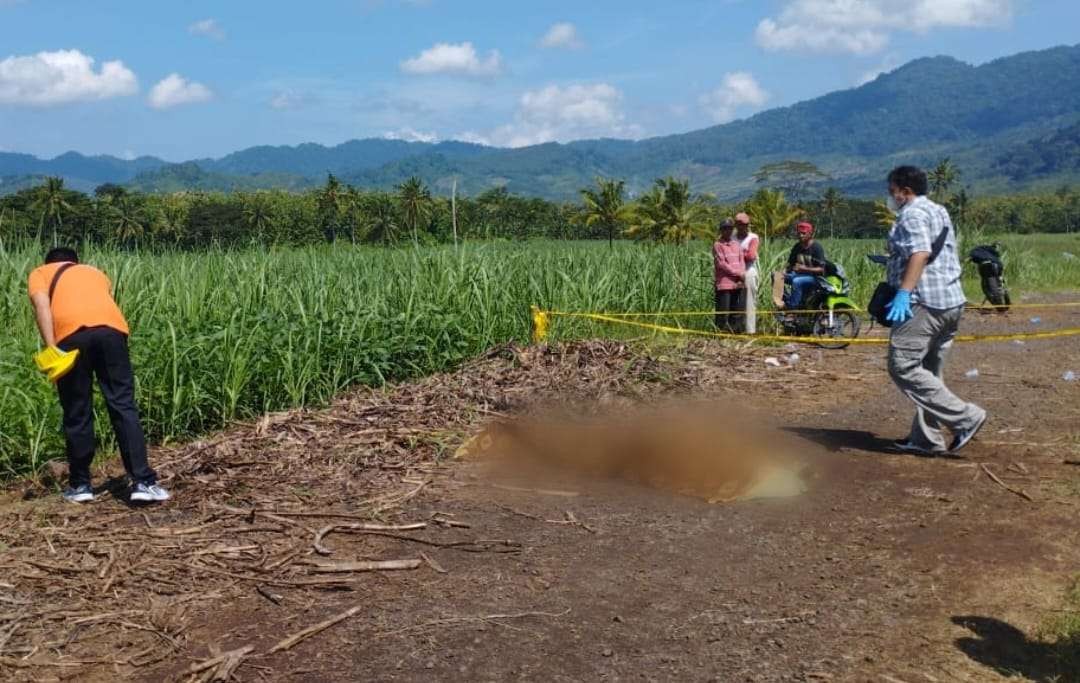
[886,195,903,213]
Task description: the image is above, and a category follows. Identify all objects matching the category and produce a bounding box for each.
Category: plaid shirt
[887,195,966,310]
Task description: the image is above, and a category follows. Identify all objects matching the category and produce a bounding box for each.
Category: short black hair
[887,166,928,196]
[44,247,78,264]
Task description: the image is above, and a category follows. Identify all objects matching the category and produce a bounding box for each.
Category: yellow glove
[33,346,79,383]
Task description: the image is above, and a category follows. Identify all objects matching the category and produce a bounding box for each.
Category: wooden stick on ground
[265,605,362,654]
[980,463,1036,502]
[184,645,254,678]
[308,559,421,573]
[0,656,82,669]
[491,484,580,497]
[419,552,448,574]
[313,522,427,556]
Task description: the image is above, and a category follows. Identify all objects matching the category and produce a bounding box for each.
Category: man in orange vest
[27,247,170,504]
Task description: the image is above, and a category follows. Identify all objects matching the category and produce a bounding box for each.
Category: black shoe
[949,410,988,454]
[892,439,945,456]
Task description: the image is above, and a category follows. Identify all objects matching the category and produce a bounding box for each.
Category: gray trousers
[888,304,985,452]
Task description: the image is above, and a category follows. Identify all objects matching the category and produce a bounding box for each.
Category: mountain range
[3,44,1080,201]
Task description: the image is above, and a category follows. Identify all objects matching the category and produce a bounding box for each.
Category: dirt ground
[1,299,1079,682]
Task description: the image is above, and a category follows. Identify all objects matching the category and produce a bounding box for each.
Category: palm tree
[151,195,188,245]
[625,177,710,244]
[477,186,510,239]
[821,187,844,239]
[360,193,401,245]
[580,177,633,248]
[397,176,432,248]
[625,185,665,243]
[744,188,803,243]
[318,174,344,241]
[873,201,897,229]
[110,194,147,248]
[342,186,363,244]
[929,158,959,204]
[31,177,73,246]
[950,187,971,229]
[242,193,274,245]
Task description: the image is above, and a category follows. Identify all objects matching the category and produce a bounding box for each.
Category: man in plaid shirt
[884,166,986,455]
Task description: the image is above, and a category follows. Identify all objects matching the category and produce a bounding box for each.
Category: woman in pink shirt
[713,218,746,333]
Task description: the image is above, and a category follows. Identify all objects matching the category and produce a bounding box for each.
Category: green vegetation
[4,171,1080,251]
[1038,575,1080,678]
[579,177,632,248]
[2,233,1078,477]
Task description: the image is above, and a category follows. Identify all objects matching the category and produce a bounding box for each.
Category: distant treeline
[2,174,1078,250]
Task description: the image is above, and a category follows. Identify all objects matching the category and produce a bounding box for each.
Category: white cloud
[189,18,226,41]
[270,90,306,110]
[384,127,439,143]
[540,22,584,50]
[699,72,769,124]
[120,149,136,161]
[755,0,1013,54]
[458,83,643,148]
[147,73,212,109]
[0,49,137,106]
[400,42,503,77]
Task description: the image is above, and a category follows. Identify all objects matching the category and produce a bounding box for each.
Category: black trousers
[56,327,156,487]
[714,289,745,333]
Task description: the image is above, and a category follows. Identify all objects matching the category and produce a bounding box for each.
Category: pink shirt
[713,239,746,291]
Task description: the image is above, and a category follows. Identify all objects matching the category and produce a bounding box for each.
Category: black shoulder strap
[927,220,951,266]
[48,263,77,303]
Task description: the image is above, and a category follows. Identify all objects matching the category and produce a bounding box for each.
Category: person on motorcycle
[783,222,826,310]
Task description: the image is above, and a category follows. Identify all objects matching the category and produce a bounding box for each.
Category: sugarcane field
[3,3,1080,682]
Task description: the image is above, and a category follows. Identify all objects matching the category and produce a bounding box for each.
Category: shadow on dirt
[784,427,899,454]
[785,426,969,460]
[952,615,1079,682]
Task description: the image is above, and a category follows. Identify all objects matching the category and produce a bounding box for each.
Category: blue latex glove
[885,289,913,323]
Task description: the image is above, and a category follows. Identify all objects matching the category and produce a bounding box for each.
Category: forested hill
[3,44,1080,200]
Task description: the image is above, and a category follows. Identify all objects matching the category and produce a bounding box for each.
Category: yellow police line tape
[537,301,1080,318]
[530,306,1080,346]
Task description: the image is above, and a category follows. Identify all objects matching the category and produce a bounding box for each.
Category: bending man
[28,247,170,503]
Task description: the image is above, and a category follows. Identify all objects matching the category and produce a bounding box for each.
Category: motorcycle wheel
[812,306,860,350]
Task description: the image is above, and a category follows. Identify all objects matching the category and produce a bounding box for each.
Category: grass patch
[1038,575,1080,679]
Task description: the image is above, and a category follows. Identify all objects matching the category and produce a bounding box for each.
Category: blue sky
[1,0,1078,161]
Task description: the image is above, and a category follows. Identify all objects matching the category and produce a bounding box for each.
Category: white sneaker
[62,484,95,503]
[130,482,171,502]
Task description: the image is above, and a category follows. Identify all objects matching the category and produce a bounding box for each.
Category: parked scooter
[969,244,1011,312]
